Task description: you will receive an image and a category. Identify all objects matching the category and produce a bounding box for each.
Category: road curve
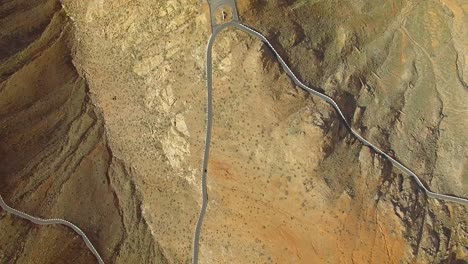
[233,23,468,206]
[193,19,468,264]
[191,22,229,264]
[0,194,104,264]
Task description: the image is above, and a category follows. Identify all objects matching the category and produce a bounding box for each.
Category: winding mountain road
[193,1,468,263]
[0,195,104,263]
[0,1,465,264]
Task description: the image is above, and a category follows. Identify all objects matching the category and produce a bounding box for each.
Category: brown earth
[0,0,467,263]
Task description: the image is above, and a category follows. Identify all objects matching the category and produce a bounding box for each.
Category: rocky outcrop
[0,0,166,263]
[239,0,468,262]
[0,0,467,263]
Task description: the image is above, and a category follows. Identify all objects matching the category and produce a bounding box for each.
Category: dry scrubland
[0,0,467,263]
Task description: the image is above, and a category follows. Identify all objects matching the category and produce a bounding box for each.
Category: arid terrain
[0,0,467,263]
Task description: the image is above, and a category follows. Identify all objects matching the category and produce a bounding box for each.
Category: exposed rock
[0,1,166,263]
[0,0,467,263]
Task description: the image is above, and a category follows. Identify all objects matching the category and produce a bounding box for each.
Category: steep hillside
[0,0,466,263]
[0,0,166,263]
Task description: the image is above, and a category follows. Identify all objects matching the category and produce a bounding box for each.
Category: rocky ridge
[0,0,466,263]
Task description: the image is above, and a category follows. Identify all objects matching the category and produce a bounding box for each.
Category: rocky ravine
[0,0,166,263]
[0,0,467,263]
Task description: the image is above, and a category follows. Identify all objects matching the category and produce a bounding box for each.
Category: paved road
[207,0,239,31]
[192,3,240,264]
[0,195,104,264]
[233,23,468,206]
[193,4,468,263]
